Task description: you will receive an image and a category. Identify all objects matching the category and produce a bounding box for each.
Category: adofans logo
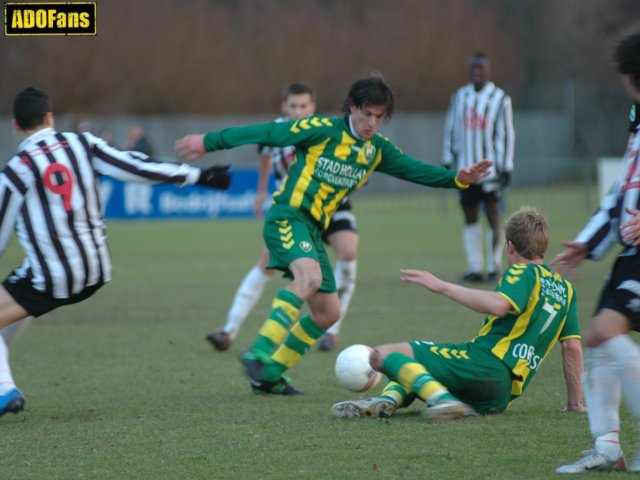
[5,2,96,36]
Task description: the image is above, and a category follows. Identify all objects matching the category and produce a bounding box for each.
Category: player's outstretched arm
[551,242,588,276]
[455,159,492,186]
[560,338,585,413]
[175,134,206,162]
[400,268,511,316]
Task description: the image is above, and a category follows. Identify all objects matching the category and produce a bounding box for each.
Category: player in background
[206,82,358,353]
[331,206,584,421]
[443,52,515,283]
[555,32,640,474]
[176,74,492,395]
[0,87,231,417]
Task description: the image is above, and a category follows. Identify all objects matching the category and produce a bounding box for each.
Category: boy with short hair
[332,206,583,421]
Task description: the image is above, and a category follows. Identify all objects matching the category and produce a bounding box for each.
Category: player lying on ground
[0,87,230,417]
[176,74,492,396]
[331,206,584,421]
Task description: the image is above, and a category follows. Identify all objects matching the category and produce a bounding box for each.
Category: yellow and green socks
[379,381,409,407]
[381,352,455,405]
[262,314,325,382]
[251,289,302,356]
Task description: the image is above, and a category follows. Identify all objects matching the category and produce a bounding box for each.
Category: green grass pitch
[0,185,635,479]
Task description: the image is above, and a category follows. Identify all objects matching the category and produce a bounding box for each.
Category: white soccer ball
[335,344,382,392]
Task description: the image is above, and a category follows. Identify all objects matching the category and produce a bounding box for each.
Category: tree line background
[0,0,638,156]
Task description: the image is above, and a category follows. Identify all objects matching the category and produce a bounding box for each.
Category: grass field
[0,185,635,479]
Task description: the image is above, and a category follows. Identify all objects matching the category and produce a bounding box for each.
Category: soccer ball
[335,344,382,392]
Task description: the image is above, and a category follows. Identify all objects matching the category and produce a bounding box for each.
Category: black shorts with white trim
[3,275,104,317]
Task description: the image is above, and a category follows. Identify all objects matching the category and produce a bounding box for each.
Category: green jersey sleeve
[374,135,458,188]
[559,288,580,340]
[203,116,330,152]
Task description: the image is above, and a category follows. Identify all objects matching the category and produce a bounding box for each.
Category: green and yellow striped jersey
[204,115,460,229]
[472,264,580,399]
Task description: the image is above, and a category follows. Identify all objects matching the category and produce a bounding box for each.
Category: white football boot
[555,449,627,474]
[331,397,396,419]
[424,398,476,421]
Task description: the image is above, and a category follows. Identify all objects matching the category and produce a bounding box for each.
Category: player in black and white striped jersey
[443,52,515,283]
[0,87,231,417]
[206,82,358,353]
[554,32,640,474]
[257,120,296,194]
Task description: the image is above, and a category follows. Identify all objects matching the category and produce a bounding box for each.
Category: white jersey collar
[467,81,496,95]
[347,115,364,141]
[18,127,57,151]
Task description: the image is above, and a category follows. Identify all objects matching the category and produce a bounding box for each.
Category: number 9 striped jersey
[0,127,203,299]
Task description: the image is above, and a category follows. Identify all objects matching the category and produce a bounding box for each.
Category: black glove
[500,171,511,188]
[197,165,231,190]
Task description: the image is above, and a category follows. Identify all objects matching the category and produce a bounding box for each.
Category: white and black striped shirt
[442,81,515,188]
[0,128,201,298]
[258,117,296,185]
[575,126,640,260]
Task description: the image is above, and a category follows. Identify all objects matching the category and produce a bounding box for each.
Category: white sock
[224,266,271,340]
[326,260,357,336]
[485,229,504,273]
[584,346,622,458]
[1,317,33,346]
[463,223,483,273]
[595,431,622,459]
[0,335,16,395]
[601,335,640,420]
[426,388,451,406]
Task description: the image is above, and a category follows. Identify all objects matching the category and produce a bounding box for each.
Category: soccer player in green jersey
[176,75,492,395]
[331,206,584,420]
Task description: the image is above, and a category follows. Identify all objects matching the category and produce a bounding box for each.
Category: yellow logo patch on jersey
[363,144,376,163]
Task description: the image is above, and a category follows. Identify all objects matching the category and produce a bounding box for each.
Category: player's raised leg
[243,212,340,394]
[241,255,324,395]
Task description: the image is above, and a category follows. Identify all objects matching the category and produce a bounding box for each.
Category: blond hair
[504,206,549,260]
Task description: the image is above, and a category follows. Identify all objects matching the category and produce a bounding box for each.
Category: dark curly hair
[615,33,640,90]
[341,74,395,120]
